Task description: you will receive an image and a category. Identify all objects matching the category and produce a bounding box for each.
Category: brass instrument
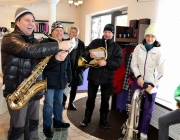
[7,31,58,110]
[119,89,144,140]
[78,40,108,69]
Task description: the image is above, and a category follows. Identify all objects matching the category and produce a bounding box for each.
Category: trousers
[43,89,64,130]
[131,79,156,134]
[8,100,40,140]
[158,109,180,140]
[86,80,112,113]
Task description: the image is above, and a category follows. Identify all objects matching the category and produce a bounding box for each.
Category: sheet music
[68,37,76,53]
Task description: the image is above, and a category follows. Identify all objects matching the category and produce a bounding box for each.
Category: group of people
[1,6,180,140]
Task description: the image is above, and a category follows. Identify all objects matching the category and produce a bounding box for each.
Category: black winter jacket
[65,38,85,86]
[83,37,122,85]
[1,26,60,99]
[41,38,72,89]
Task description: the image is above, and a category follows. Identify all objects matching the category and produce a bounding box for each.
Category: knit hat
[103,24,114,34]
[51,21,64,33]
[15,7,35,23]
[144,23,157,37]
[174,85,180,103]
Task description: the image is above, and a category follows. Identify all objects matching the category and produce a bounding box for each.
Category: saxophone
[7,32,58,110]
[119,89,144,140]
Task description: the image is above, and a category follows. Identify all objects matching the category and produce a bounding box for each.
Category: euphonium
[78,40,108,69]
[6,31,58,110]
[119,89,144,140]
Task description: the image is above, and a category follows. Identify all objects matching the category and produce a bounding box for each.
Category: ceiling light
[68,0,83,7]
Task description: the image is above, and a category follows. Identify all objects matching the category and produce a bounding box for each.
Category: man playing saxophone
[1,7,72,140]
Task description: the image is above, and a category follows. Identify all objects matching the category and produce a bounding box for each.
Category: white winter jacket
[131,44,165,87]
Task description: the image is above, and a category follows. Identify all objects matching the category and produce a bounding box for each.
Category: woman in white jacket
[131,23,165,140]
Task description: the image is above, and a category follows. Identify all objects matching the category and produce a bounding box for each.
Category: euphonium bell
[78,47,107,69]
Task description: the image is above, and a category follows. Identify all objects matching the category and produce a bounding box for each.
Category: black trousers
[86,80,112,114]
[63,86,78,103]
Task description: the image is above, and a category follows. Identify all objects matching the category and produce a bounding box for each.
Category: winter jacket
[41,38,72,89]
[131,44,165,87]
[83,36,122,85]
[1,26,60,99]
[65,38,85,86]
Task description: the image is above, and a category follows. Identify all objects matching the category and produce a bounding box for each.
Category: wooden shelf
[116,38,138,43]
[11,20,74,28]
[34,32,68,34]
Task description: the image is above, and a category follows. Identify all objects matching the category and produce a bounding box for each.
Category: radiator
[150,103,180,140]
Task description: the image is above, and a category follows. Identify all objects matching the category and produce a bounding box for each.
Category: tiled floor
[0,92,103,140]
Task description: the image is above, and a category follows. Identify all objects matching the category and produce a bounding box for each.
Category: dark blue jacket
[41,38,72,89]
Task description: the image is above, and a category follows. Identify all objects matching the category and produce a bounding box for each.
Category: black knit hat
[51,21,64,33]
[103,24,114,34]
[15,7,35,23]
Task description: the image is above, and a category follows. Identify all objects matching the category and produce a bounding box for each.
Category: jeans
[43,89,64,130]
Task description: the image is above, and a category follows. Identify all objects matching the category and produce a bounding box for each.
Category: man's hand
[55,51,68,61]
[98,59,107,66]
[58,40,72,51]
[137,77,144,87]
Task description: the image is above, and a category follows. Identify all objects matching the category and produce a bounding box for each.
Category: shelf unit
[115,24,149,45]
[11,20,74,34]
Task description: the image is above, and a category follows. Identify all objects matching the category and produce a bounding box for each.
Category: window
[91,14,111,41]
[115,14,128,26]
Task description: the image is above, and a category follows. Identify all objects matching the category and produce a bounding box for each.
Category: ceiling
[0,0,47,7]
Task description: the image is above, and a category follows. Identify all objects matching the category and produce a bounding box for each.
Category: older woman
[62,26,86,110]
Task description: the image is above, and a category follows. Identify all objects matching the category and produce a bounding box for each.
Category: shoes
[54,122,70,128]
[100,120,111,129]
[43,129,54,138]
[68,103,77,110]
[140,133,148,140]
[80,119,90,127]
